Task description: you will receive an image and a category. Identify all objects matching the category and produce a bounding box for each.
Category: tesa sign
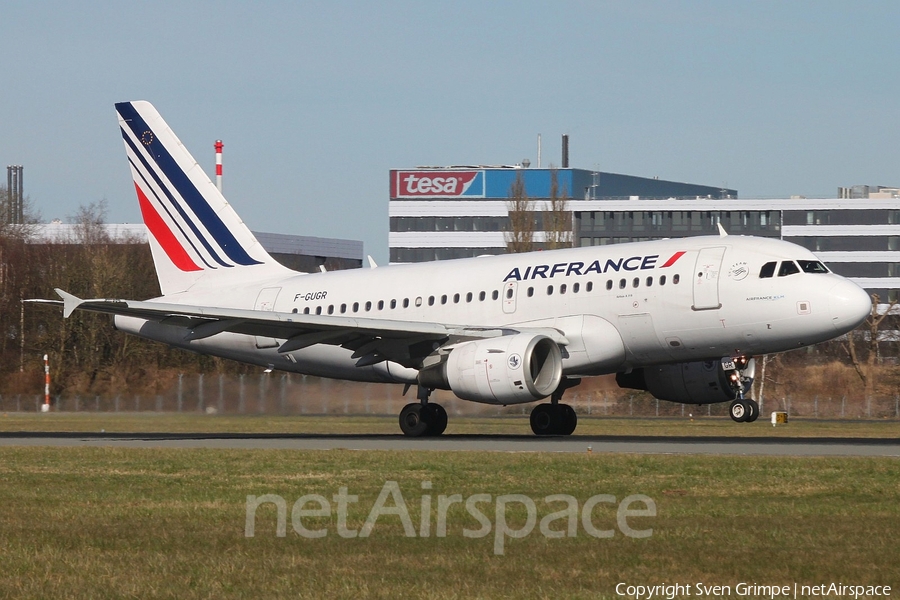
[392,170,484,198]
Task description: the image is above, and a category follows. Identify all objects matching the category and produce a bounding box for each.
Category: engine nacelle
[419,334,563,405]
[616,358,755,405]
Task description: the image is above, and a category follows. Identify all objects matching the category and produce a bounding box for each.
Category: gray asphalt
[2,432,899,456]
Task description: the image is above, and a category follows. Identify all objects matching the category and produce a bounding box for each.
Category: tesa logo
[395,171,480,197]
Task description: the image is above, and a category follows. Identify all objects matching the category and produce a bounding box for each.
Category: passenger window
[453,293,460,303]
[560,284,567,294]
[415,297,422,307]
[428,296,435,306]
[759,261,777,278]
[586,281,593,292]
[673,274,680,284]
[390,299,396,309]
[403,298,410,308]
[353,302,359,312]
[479,291,486,301]
[316,307,322,315]
[527,287,534,297]
[466,292,473,302]
[492,290,499,300]
[506,288,514,299]
[646,277,653,287]
[797,260,829,274]
[573,283,580,293]
[660,275,666,286]
[778,261,800,277]
[606,280,613,291]
[632,277,639,288]
[619,279,626,289]
[377,300,384,310]
[292,308,298,314]
[340,304,346,314]
[303,307,310,314]
[441,295,447,305]
[365,301,372,312]
[328,305,334,315]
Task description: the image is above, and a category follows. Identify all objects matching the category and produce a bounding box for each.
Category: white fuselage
[115,235,870,389]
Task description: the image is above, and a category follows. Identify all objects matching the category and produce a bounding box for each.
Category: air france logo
[502,251,685,282]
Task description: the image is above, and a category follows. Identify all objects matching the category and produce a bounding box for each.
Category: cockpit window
[778,261,800,277]
[797,260,829,274]
[759,262,777,278]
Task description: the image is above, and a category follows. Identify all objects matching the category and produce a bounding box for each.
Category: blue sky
[1,1,898,263]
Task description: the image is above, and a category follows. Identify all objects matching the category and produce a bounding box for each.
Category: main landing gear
[530,378,581,436]
[399,386,447,437]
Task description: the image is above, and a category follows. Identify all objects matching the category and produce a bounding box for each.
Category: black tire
[729,400,749,423]
[560,404,577,435]
[421,403,448,436]
[746,399,760,423]
[530,404,556,435]
[399,403,429,437]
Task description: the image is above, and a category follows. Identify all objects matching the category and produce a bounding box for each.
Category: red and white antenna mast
[214,140,223,193]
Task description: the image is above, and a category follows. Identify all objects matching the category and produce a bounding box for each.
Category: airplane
[38,101,872,437]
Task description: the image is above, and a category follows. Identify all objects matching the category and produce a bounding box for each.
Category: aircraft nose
[827,279,871,334]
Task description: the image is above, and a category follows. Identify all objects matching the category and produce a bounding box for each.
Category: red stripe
[134,183,202,272]
[661,251,686,268]
[216,165,222,175]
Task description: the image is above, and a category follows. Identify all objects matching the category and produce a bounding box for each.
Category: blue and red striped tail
[115,101,290,295]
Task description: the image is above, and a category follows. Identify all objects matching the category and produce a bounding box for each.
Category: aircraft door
[692,247,726,310]
[254,287,282,349]
[502,281,517,314]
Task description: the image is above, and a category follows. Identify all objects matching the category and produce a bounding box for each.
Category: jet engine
[616,357,755,405]
[418,334,563,405]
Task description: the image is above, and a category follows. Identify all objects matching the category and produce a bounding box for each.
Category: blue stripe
[126,152,216,270]
[116,102,262,267]
[121,128,225,268]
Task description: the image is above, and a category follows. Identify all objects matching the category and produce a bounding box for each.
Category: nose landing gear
[725,355,759,423]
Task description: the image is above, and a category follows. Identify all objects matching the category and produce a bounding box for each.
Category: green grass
[1,412,899,438]
[0,447,897,599]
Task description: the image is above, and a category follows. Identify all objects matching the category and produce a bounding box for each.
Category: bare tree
[845,293,899,416]
[504,171,534,253]
[543,168,572,250]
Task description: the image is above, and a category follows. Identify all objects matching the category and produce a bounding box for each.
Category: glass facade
[575,210,781,245]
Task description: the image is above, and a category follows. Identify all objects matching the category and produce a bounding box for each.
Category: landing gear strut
[725,355,759,423]
[399,386,447,437]
[530,378,580,436]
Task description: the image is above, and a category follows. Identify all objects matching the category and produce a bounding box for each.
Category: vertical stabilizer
[115,101,291,295]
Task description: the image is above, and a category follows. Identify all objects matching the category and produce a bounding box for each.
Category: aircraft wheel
[422,403,448,436]
[399,403,429,437]
[530,404,556,435]
[560,404,578,435]
[745,399,760,423]
[729,400,749,423]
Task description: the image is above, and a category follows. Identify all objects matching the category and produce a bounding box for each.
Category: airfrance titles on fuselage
[502,251,686,282]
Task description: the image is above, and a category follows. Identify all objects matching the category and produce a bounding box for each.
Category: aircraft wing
[35,289,568,369]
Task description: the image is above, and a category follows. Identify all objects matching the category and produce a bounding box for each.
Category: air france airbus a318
[41,101,871,436]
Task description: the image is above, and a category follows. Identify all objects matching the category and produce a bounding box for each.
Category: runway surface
[1,432,899,456]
